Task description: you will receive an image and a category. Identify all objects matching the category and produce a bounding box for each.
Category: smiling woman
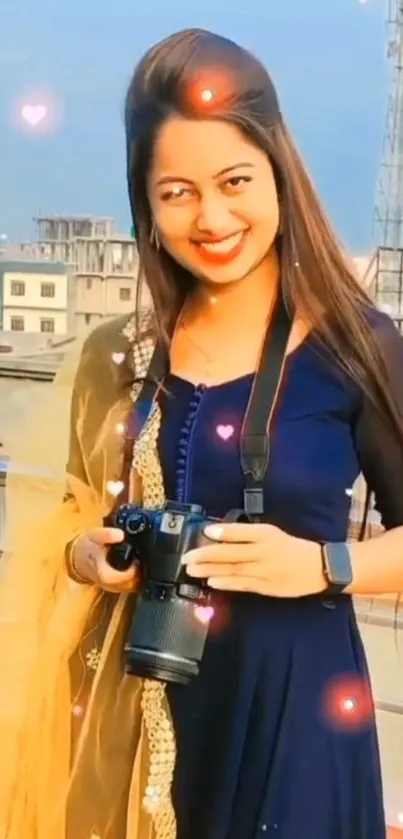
[2,25,403,839]
[148,121,279,277]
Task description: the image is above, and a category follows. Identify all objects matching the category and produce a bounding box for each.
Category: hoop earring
[150,220,161,251]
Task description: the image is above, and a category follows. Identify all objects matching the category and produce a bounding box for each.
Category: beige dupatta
[0,311,177,839]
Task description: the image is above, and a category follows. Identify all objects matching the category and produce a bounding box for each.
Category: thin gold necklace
[178,308,272,382]
[179,317,216,380]
[180,318,215,361]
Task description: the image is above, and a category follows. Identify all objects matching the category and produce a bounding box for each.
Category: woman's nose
[195,192,233,236]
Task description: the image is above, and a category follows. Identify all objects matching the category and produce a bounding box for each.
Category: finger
[207,576,269,592]
[88,527,124,546]
[101,576,139,594]
[203,523,271,544]
[184,543,257,566]
[86,542,106,565]
[187,561,257,579]
[97,554,140,586]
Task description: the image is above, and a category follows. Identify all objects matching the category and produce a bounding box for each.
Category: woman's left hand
[183,522,326,598]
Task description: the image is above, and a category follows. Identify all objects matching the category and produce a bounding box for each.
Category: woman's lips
[191,230,249,265]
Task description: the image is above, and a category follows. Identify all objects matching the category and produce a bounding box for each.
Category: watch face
[325,543,353,587]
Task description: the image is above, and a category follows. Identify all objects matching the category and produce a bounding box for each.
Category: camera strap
[240,294,291,519]
[128,294,292,519]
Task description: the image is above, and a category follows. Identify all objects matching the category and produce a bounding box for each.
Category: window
[40,318,55,333]
[10,281,25,296]
[41,282,55,298]
[86,277,93,290]
[10,317,24,331]
[119,287,131,301]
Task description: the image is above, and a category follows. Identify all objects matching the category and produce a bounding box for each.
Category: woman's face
[147,117,280,287]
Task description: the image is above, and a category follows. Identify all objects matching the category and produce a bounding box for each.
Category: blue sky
[0,0,387,251]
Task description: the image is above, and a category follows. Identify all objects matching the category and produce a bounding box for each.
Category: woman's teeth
[197,231,245,254]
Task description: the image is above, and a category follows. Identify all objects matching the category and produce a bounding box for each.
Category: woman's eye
[160,186,193,201]
[224,175,252,190]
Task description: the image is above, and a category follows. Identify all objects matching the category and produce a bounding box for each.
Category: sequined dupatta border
[122,315,177,839]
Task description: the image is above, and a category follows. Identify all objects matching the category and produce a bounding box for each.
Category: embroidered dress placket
[175,384,206,502]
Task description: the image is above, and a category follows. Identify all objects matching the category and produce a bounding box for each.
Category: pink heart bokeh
[112,351,125,365]
[194,605,214,624]
[21,104,47,127]
[216,424,234,441]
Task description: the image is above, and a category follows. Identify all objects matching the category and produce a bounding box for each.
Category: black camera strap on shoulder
[135,340,168,421]
[240,294,291,519]
[128,294,292,519]
[124,340,168,443]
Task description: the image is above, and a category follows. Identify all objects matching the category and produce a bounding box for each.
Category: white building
[70,235,144,332]
[33,216,147,334]
[0,259,70,335]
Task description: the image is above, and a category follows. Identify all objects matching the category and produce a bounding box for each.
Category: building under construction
[33,215,115,257]
[33,214,145,333]
[372,0,403,331]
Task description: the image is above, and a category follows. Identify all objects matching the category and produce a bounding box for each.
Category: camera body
[107,501,220,684]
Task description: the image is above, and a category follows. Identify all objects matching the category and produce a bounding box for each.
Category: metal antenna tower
[373,0,403,327]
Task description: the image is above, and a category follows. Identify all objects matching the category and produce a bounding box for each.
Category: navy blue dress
[155,317,403,839]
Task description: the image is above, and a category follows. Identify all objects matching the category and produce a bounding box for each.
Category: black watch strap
[320,542,353,595]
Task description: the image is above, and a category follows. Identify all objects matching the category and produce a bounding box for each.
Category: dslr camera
[107,501,247,685]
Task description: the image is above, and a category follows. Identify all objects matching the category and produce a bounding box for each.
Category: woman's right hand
[70,527,140,593]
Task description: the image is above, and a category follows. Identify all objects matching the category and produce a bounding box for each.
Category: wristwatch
[320,542,353,595]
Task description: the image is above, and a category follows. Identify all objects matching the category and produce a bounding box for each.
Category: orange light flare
[321,673,374,731]
[183,70,235,116]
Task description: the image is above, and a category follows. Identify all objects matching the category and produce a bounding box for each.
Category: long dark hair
[125,27,403,445]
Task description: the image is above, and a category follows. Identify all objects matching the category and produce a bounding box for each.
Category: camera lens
[124,593,211,684]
